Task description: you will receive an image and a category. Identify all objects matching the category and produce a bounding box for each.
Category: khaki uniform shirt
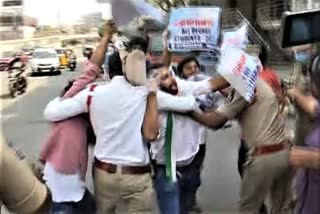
[0,134,49,214]
[216,79,286,148]
[290,63,315,146]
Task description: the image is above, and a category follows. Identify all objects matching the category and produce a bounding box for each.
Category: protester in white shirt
[148,66,229,214]
[43,57,204,214]
[176,55,227,213]
[158,29,228,214]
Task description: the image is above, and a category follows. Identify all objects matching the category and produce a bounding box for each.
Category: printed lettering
[233,54,246,77]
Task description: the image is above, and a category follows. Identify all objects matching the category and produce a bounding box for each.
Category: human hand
[103,19,117,38]
[286,88,299,102]
[289,147,320,169]
[146,75,160,93]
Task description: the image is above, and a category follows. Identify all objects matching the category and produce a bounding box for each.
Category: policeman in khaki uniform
[0,133,51,214]
[190,78,294,213]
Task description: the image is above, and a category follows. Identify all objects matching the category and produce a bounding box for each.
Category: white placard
[168,7,221,51]
[217,48,259,101]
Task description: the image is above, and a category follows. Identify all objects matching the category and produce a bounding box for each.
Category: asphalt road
[0,60,251,213]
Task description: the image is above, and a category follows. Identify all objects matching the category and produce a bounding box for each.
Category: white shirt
[187,74,225,145]
[151,77,211,166]
[43,163,86,203]
[44,76,198,166]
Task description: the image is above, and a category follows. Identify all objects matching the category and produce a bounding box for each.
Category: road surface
[1,60,283,213]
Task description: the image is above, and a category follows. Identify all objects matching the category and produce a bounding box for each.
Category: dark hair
[60,79,75,97]
[177,56,200,78]
[147,62,163,72]
[108,51,123,79]
[126,36,149,54]
[259,45,270,66]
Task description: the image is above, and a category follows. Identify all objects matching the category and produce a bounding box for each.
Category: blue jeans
[180,144,206,210]
[154,166,180,214]
[154,161,202,214]
[51,189,95,214]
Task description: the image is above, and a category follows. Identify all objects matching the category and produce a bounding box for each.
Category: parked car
[31,48,60,74]
[0,51,16,71]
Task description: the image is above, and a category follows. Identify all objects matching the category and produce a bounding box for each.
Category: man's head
[108,51,123,79]
[121,36,149,86]
[177,56,200,79]
[150,67,178,95]
[126,36,149,54]
[293,44,316,67]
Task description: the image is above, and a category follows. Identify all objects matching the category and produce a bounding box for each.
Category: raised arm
[191,90,248,129]
[142,81,160,141]
[157,90,197,112]
[63,20,117,98]
[44,88,89,121]
[162,29,172,67]
[178,76,230,96]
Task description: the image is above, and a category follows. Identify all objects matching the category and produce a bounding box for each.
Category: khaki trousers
[240,149,294,214]
[93,167,154,214]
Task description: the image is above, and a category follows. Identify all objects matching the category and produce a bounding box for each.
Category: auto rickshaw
[55,48,68,67]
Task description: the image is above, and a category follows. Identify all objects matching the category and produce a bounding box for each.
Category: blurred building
[73,12,103,34]
[81,12,103,30]
[0,0,37,40]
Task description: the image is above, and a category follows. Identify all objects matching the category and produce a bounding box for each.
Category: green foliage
[148,0,216,11]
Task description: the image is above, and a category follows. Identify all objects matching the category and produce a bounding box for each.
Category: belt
[252,140,292,157]
[155,164,189,172]
[94,158,151,175]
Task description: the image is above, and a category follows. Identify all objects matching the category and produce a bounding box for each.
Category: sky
[24,0,111,26]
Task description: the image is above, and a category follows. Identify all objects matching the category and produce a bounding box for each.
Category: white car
[31,48,60,74]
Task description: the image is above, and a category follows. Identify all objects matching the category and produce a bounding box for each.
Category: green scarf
[164,112,176,182]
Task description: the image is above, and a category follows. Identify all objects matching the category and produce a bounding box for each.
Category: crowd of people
[0,19,320,214]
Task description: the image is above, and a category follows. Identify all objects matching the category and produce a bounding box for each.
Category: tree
[148,0,217,12]
[147,0,187,12]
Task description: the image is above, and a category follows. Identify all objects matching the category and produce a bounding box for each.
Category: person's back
[239,78,286,147]
[90,76,150,165]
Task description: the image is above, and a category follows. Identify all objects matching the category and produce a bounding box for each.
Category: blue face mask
[295,52,311,64]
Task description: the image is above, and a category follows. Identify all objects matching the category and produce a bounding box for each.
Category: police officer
[0,133,51,213]
[190,73,294,213]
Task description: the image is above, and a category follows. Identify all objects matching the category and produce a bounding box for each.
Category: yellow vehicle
[55,48,68,67]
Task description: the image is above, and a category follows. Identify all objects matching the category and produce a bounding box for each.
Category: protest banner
[168,7,221,51]
[217,48,259,101]
[221,22,249,51]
